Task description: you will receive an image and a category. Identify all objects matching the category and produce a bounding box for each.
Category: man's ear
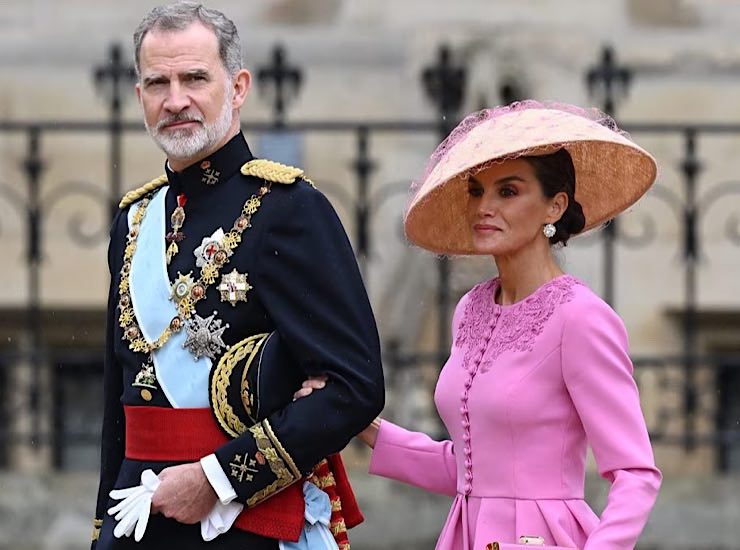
[231,69,251,109]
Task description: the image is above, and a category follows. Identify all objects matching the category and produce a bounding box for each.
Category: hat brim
[404,109,658,255]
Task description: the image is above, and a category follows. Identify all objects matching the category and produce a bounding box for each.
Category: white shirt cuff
[200,454,237,505]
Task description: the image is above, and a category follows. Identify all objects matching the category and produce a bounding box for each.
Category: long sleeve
[366,291,471,497]
[369,420,457,496]
[91,211,128,548]
[561,298,662,550]
[212,183,385,506]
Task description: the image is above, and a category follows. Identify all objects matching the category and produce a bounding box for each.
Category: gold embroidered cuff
[245,420,301,506]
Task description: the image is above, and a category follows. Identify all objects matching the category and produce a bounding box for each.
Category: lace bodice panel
[454,275,580,373]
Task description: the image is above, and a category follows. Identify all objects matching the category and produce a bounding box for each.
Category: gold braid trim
[211,334,269,437]
[246,422,300,507]
[118,174,168,209]
[339,544,351,550]
[241,159,314,187]
[91,518,103,542]
[311,473,336,490]
[263,418,301,479]
[330,518,348,537]
[330,496,342,512]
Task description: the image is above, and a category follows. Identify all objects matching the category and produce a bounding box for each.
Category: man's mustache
[156,114,203,131]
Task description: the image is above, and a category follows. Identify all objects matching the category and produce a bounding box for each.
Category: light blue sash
[128,188,211,408]
[279,482,339,550]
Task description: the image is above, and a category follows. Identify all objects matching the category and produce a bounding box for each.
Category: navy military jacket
[92,133,384,549]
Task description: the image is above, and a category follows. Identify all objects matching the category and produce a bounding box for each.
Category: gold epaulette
[118,175,169,209]
[241,159,314,186]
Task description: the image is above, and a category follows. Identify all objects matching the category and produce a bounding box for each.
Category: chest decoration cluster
[119,181,272,400]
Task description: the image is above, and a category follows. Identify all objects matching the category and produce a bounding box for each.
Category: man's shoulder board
[118,175,169,209]
[241,159,314,187]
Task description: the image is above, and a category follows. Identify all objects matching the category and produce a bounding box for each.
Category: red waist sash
[124,405,362,543]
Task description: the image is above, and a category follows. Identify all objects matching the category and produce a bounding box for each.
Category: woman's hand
[292,375,381,449]
[292,375,328,400]
[357,418,381,449]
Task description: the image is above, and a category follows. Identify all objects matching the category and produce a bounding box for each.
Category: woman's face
[465,158,565,256]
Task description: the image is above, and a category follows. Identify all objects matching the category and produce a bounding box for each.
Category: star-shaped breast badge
[218,269,252,306]
[194,228,226,268]
[183,311,229,360]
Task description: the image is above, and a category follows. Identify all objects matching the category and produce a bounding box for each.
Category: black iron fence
[0,43,739,471]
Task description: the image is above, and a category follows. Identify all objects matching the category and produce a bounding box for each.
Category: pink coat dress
[369,275,661,550]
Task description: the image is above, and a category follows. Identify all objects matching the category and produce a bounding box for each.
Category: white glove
[108,469,243,542]
[108,469,160,542]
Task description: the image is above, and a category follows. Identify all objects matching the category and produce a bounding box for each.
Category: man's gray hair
[133,1,243,77]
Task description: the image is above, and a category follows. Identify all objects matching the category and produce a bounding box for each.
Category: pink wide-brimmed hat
[404,100,658,255]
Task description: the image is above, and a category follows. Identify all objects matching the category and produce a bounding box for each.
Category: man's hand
[150,462,218,524]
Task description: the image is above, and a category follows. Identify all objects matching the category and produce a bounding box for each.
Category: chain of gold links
[117,183,272,354]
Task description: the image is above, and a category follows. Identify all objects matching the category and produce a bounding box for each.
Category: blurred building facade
[1,0,740,548]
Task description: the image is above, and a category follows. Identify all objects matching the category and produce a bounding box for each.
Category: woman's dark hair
[522,148,586,246]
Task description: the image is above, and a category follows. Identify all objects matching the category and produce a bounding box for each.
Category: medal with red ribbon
[166,193,188,264]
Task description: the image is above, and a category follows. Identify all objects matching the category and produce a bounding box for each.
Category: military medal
[194,228,227,268]
[218,269,252,306]
[165,193,188,264]
[183,311,229,360]
[132,360,158,401]
[171,271,196,300]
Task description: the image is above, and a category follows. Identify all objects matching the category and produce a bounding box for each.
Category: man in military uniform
[90,3,384,549]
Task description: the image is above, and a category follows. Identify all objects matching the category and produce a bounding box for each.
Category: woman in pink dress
[302,101,662,549]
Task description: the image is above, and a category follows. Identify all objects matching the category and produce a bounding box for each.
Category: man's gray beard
[146,93,234,162]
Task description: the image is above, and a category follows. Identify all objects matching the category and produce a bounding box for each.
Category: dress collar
[165,132,254,198]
